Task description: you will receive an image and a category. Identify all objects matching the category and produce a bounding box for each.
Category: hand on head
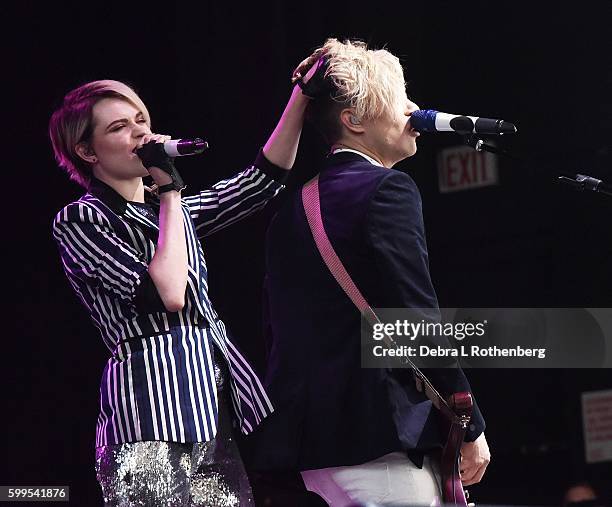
[292,47,328,85]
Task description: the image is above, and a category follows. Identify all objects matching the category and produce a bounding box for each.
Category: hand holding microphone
[135,135,208,194]
[136,134,175,179]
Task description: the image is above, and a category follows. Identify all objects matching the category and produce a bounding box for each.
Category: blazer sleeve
[182,150,287,239]
[365,170,485,441]
[52,201,166,313]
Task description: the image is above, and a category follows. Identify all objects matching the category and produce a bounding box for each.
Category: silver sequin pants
[94,351,254,506]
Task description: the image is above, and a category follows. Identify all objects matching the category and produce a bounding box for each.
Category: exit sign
[437,145,499,193]
[582,389,612,463]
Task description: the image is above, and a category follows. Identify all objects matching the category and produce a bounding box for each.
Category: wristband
[157,182,185,194]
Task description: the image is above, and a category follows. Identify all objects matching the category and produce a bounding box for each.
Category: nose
[131,120,149,138]
[405,100,420,116]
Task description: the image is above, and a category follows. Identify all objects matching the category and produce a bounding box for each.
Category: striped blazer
[52,152,283,448]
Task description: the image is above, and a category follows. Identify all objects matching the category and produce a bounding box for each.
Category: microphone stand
[463,134,612,199]
[556,174,612,197]
[464,134,520,162]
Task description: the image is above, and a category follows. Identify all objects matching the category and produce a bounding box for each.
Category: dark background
[4,1,611,505]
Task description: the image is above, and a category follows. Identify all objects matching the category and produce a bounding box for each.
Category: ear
[340,109,365,134]
[75,142,98,164]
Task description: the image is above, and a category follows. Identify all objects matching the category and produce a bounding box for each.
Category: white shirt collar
[331,147,384,167]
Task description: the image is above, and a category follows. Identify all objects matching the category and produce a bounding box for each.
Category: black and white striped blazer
[52,152,283,447]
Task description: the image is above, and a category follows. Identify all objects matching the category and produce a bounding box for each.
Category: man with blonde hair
[249,39,490,506]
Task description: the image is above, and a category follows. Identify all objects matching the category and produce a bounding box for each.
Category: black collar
[323,150,378,169]
[88,177,159,216]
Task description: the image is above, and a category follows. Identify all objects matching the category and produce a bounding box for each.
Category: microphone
[162,138,209,157]
[410,110,517,135]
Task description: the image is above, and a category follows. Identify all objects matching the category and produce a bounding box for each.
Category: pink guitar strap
[301,175,450,415]
[302,176,469,506]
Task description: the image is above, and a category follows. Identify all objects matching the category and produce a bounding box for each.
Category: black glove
[136,141,186,193]
[296,56,336,99]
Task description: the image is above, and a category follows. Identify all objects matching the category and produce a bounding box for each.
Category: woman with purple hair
[49,55,319,506]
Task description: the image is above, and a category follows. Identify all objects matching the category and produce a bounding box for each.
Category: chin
[403,144,417,159]
[134,162,149,177]
[407,138,418,156]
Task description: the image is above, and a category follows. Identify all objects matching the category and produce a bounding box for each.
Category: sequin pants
[95,352,254,506]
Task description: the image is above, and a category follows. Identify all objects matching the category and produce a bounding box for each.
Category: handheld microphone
[410,110,517,135]
[163,138,209,157]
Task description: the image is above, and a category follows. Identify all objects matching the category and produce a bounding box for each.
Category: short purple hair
[49,80,151,188]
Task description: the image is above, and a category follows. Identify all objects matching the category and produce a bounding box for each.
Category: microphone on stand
[410,110,517,135]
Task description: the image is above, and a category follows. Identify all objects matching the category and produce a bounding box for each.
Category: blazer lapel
[124,203,160,231]
[123,203,160,243]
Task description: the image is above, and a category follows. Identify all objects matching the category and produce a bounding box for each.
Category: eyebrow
[105,111,145,131]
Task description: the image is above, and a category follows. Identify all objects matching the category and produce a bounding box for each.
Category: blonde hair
[324,38,407,121]
[306,39,408,145]
[49,80,151,188]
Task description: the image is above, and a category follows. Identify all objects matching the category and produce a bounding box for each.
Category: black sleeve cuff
[465,400,486,441]
[254,148,289,184]
[420,367,486,442]
[133,271,167,314]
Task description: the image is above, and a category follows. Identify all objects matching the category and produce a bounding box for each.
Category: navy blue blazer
[249,151,485,471]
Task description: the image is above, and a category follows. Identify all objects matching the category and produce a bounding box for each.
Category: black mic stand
[557,174,612,197]
[464,134,520,162]
[463,134,612,199]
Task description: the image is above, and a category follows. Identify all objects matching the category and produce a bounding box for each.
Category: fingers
[303,57,322,82]
[460,455,490,485]
[459,434,491,486]
[137,134,172,150]
[461,459,488,486]
[143,133,171,143]
[460,462,476,485]
[291,48,328,83]
[292,56,313,83]
[470,460,488,485]
[459,455,477,484]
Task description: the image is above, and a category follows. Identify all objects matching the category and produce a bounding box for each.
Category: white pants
[301,452,441,507]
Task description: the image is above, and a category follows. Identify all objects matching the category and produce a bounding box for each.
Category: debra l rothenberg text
[372,344,547,360]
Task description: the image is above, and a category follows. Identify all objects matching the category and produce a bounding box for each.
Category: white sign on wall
[582,389,612,463]
[437,145,499,193]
